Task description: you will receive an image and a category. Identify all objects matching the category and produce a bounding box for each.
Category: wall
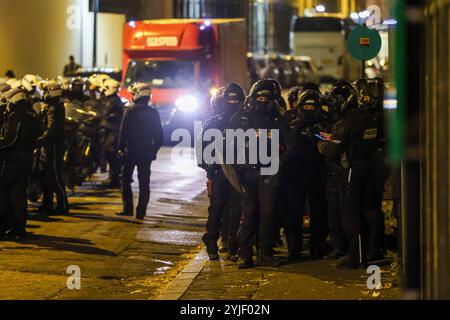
[0,0,125,79]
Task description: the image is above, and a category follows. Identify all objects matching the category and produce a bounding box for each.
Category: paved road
[0,147,208,300]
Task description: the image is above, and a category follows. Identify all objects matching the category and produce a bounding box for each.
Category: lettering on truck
[147,36,178,47]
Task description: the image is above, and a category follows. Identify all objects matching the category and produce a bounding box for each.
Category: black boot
[238,258,255,269]
[257,254,280,267]
[324,249,346,260]
[4,227,27,241]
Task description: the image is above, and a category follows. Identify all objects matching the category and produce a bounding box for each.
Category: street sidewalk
[160,246,402,300]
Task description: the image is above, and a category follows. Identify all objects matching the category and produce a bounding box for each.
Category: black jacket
[118,103,163,163]
[318,109,383,168]
[228,108,283,172]
[0,102,41,162]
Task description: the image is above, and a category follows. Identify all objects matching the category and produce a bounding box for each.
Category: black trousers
[41,146,69,212]
[122,160,152,216]
[340,160,387,264]
[202,170,241,255]
[280,169,304,257]
[104,134,120,185]
[237,170,279,260]
[0,160,32,231]
[281,169,328,256]
[327,173,346,253]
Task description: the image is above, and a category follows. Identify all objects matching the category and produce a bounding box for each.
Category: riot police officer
[0,87,41,239]
[317,81,385,269]
[199,83,245,261]
[286,89,329,259]
[117,83,163,220]
[279,87,310,260]
[0,83,12,128]
[99,78,124,188]
[85,74,104,114]
[66,77,88,106]
[37,80,69,215]
[21,74,42,106]
[229,79,283,269]
[320,87,347,260]
[354,78,389,261]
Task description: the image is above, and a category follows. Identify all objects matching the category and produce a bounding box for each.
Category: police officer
[288,89,329,259]
[37,80,69,215]
[117,83,163,220]
[66,77,88,106]
[0,87,41,239]
[0,83,12,128]
[279,87,310,260]
[199,83,245,261]
[354,78,389,261]
[320,87,347,260]
[99,78,124,188]
[229,79,283,269]
[21,74,42,106]
[317,81,385,269]
[85,75,104,114]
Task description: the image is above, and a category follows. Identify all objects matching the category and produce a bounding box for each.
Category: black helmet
[223,83,245,105]
[325,81,360,113]
[302,82,320,93]
[222,83,245,114]
[298,90,321,109]
[249,79,279,113]
[70,77,85,92]
[288,86,302,110]
[354,78,385,111]
[249,79,278,100]
[265,78,282,97]
[298,90,323,125]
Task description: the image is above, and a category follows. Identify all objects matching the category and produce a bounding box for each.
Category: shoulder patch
[363,128,378,140]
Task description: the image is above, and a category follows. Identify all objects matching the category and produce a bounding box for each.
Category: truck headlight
[175,95,199,113]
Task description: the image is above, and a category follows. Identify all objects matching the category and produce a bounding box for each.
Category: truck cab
[121,19,248,136]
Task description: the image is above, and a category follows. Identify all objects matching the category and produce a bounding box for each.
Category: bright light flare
[175,95,199,113]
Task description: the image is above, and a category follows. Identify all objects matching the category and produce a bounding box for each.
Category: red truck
[121,19,249,135]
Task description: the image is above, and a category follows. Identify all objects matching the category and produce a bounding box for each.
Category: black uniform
[100,94,124,187]
[229,106,282,265]
[318,109,387,267]
[118,102,163,218]
[0,100,41,235]
[279,110,329,259]
[199,113,242,258]
[39,97,69,214]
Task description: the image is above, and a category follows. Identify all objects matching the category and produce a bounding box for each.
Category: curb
[157,247,208,300]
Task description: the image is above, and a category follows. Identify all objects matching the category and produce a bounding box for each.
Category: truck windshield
[124,60,196,88]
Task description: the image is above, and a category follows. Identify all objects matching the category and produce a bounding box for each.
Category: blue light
[204,20,211,27]
[199,25,206,31]
[383,18,398,25]
[129,21,136,28]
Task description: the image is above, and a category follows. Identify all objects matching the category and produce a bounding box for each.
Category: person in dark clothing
[280,89,329,260]
[37,80,69,215]
[199,83,245,261]
[354,78,389,261]
[4,70,15,79]
[99,79,124,188]
[320,87,348,260]
[317,81,387,269]
[229,79,284,269]
[0,88,41,240]
[65,77,88,106]
[0,83,12,128]
[116,83,163,220]
[63,56,81,77]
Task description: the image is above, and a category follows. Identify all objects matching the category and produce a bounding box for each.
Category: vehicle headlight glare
[175,95,199,112]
